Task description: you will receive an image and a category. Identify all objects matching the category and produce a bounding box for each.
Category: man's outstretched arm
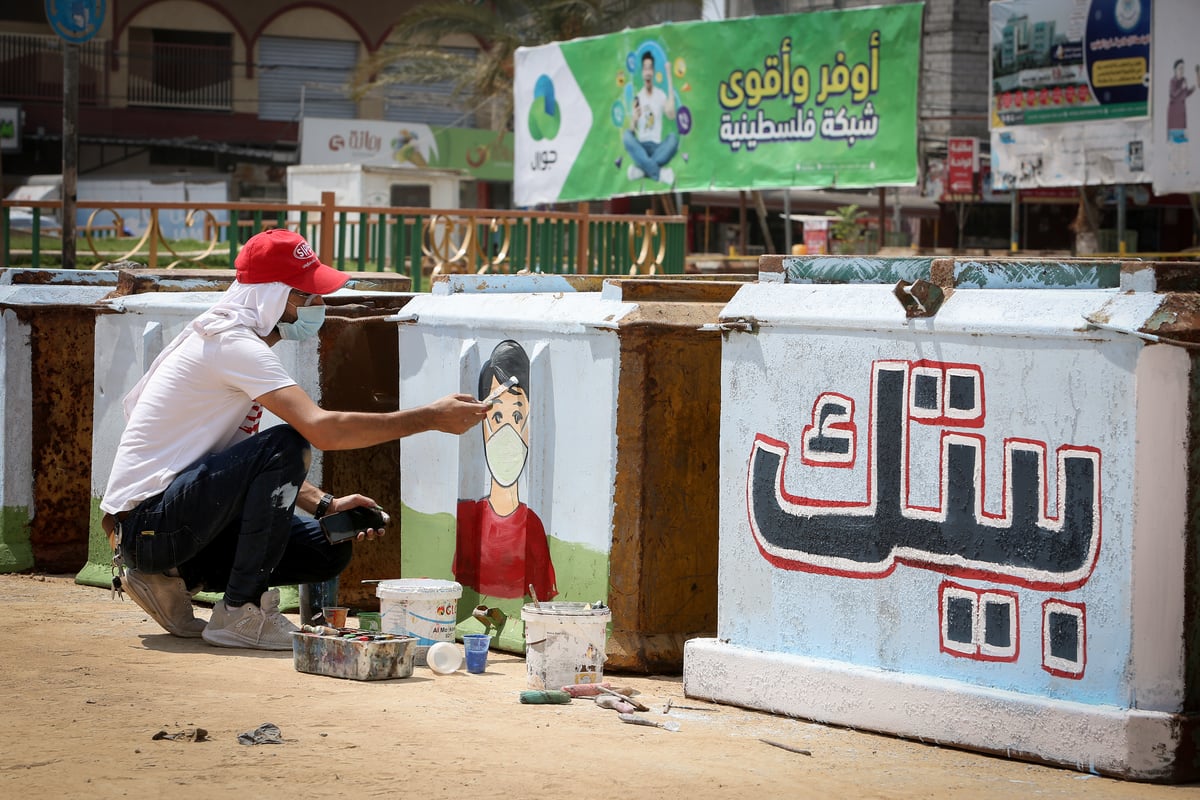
[257,384,487,452]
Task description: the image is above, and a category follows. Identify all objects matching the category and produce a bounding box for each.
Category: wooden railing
[1,193,688,290]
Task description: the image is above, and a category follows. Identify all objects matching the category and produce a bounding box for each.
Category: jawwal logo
[528,75,561,140]
[528,74,560,171]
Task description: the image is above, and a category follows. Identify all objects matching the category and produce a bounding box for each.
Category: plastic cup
[357,611,381,632]
[463,633,491,674]
[426,641,462,675]
[322,606,348,627]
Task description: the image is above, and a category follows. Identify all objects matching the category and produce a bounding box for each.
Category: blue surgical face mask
[277,303,325,341]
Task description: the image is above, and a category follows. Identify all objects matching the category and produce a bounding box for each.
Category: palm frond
[352,0,702,129]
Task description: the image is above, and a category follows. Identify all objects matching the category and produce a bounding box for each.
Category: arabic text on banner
[989,0,1151,129]
[513,4,923,206]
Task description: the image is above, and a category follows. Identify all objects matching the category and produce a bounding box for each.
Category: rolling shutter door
[383,47,475,128]
[258,36,358,121]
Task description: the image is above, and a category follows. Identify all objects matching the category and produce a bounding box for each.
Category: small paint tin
[357,612,382,632]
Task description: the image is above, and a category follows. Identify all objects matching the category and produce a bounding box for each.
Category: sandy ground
[2,573,1198,800]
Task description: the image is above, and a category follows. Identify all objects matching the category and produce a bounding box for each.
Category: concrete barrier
[397,273,745,671]
[0,268,119,573]
[80,270,415,612]
[684,255,1200,782]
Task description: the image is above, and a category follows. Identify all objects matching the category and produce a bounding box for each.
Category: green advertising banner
[299,117,513,181]
[514,4,924,206]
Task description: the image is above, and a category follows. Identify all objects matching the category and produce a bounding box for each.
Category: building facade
[3,1,1193,253]
[0,1,481,200]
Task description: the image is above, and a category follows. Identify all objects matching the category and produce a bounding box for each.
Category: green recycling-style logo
[528,75,561,141]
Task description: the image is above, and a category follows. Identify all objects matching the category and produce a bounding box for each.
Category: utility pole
[45,1,107,269]
[877,187,886,253]
[1116,184,1127,255]
[62,42,78,269]
[1009,190,1019,253]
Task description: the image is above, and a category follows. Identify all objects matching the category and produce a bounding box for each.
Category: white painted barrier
[685,256,1200,782]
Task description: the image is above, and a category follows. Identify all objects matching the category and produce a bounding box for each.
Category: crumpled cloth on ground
[152,728,208,742]
[238,722,283,745]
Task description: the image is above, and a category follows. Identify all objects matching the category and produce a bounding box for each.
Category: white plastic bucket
[376,579,462,665]
[521,602,612,690]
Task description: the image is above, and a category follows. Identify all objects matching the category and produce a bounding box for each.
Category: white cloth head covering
[189,280,292,338]
[122,281,294,419]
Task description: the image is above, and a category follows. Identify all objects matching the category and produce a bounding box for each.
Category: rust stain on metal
[929,258,957,288]
[4,268,120,287]
[609,278,745,304]
[25,308,98,572]
[893,279,946,318]
[1085,306,1114,327]
[110,268,412,298]
[112,268,238,297]
[757,255,785,274]
[324,294,413,316]
[1136,261,1200,294]
[316,302,413,609]
[1144,294,1200,343]
[339,272,412,293]
[607,300,722,672]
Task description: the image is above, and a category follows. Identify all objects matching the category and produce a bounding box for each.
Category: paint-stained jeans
[116,425,351,605]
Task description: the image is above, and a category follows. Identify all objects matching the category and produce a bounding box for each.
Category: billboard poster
[945,137,979,196]
[0,104,20,153]
[513,4,924,207]
[1151,0,1200,194]
[299,117,514,182]
[989,0,1151,128]
[802,218,830,254]
[990,119,1150,188]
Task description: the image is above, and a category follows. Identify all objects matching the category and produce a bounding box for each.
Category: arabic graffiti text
[747,360,1102,590]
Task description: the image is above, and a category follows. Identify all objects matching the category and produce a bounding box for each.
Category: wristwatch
[313,493,335,519]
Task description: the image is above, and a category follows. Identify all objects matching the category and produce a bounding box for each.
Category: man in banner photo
[623,46,679,185]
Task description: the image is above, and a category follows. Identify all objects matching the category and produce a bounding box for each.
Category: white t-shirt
[100,327,296,514]
[634,85,668,144]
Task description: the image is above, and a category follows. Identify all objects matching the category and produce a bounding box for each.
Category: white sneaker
[627,164,644,180]
[121,569,207,638]
[202,588,298,650]
[659,166,675,185]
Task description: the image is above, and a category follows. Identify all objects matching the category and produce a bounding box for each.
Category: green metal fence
[1,195,687,291]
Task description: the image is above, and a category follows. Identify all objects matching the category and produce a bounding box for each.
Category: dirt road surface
[2,573,1197,799]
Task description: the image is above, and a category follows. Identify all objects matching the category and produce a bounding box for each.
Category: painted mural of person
[1167,58,1197,144]
[453,340,557,601]
[1167,58,1198,173]
[623,49,678,185]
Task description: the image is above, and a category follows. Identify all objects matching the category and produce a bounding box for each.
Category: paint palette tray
[292,629,417,681]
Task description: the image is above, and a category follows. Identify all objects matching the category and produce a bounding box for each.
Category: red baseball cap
[235,229,349,295]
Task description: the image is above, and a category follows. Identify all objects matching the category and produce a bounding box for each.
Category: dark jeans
[116,425,351,605]
[622,129,678,181]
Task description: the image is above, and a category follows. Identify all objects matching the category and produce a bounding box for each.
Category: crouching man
[100,229,487,650]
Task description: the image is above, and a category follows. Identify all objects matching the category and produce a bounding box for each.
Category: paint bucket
[376,579,462,665]
[521,602,611,690]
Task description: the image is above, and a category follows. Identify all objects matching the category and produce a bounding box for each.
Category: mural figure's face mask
[485,420,528,487]
[483,380,530,488]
